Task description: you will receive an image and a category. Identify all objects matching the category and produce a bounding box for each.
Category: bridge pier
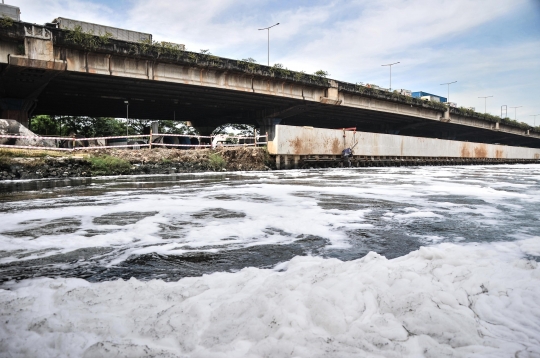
[256,118,282,142]
[0,99,35,128]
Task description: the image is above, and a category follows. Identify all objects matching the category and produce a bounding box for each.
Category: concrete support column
[294,155,300,169]
[0,99,36,128]
[256,118,282,142]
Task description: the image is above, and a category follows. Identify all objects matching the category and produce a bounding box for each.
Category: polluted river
[1,164,539,357]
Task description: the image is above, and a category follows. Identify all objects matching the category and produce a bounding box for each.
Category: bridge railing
[0,133,268,151]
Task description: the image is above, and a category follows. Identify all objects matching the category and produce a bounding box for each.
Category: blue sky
[10,0,540,125]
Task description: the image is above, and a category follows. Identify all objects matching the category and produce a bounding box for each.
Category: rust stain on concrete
[474,145,487,158]
[495,149,504,158]
[331,138,341,154]
[289,137,303,155]
[461,144,471,157]
[535,153,540,159]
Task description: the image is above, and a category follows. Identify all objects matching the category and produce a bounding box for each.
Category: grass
[208,152,227,171]
[0,148,66,158]
[88,155,132,175]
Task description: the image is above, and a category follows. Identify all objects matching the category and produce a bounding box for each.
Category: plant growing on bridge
[293,70,306,81]
[238,58,259,72]
[313,70,329,78]
[199,49,220,64]
[269,63,290,77]
[65,25,112,51]
[0,15,14,28]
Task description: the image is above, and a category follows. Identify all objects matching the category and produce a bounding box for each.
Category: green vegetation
[293,70,306,81]
[0,148,63,158]
[270,63,290,77]
[0,15,14,28]
[65,25,112,51]
[208,153,227,171]
[136,39,185,59]
[30,116,198,137]
[88,155,131,175]
[238,58,260,72]
[314,70,329,78]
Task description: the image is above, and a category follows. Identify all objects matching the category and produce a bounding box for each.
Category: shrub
[314,70,329,78]
[208,153,226,171]
[88,155,131,175]
[0,15,14,28]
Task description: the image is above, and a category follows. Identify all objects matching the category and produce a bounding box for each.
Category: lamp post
[510,106,522,120]
[124,100,129,136]
[440,81,457,103]
[381,62,400,91]
[530,114,540,127]
[478,96,493,114]
[258,23,279,66]
[501,105,507,119]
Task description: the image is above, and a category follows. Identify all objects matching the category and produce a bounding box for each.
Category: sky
[8,0,540,125]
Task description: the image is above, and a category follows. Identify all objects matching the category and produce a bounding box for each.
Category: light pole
[478,96,493,114]
[124,100,129,136]
[530,114,540,127]
[510,106,522,120]
[501,105,507,118]
[381,62,400,91]
[258,23,279,66]
[440,81,457,103]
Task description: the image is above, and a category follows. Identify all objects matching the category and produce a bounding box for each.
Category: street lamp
[381,62,400,91]
[478,96,493,114]
[440,81,457,103]
[530,114,540,127]
[258,23,279,66]
[510,106,522,120]
[124,100,129,136]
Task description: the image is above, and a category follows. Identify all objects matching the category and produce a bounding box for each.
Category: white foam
[1,239,539,357]
[1,165,540,266]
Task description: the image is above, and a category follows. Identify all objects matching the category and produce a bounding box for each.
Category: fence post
[72,135,75,151]
[149,129,152,149]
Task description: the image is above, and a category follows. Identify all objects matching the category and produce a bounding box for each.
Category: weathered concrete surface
[268,125,540,159]
[0,118,55,147]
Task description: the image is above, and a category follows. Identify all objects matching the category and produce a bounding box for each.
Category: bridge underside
[1,63,539,148]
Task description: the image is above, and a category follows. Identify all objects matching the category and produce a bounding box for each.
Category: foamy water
[1,165,540,357]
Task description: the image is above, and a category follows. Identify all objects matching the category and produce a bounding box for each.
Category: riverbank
[0,147,272,180]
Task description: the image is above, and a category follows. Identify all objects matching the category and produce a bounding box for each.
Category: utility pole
[258,23,279,66]
[478,96,493,114]
[124,100,129,136]
[440,81,457,103]
[381,62,400,91]
[530,114,540,127]
[510,106,522,120]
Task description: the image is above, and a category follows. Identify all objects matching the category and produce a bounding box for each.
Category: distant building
[0,3,21,21]
[412,91,447,103]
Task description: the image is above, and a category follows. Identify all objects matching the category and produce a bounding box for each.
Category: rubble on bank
[0,147,273,181]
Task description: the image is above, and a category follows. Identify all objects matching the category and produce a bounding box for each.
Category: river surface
[1,165,539,357]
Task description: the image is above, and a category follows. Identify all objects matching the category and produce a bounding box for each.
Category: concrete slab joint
[320,87,342,105]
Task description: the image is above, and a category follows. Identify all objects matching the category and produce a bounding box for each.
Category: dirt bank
[0,147,273,181]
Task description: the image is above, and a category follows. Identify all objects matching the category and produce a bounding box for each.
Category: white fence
[0,133,268,152]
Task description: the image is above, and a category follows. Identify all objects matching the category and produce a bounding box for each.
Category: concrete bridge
[1,21,539,147]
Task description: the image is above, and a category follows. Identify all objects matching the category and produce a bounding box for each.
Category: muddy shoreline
[0,147,272,181]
